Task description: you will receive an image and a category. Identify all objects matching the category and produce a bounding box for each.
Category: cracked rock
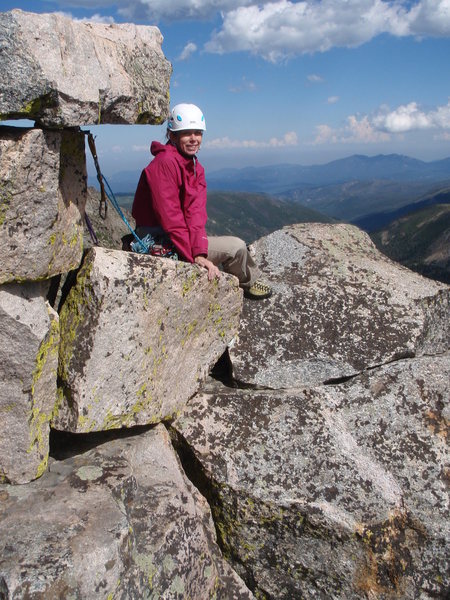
[0,127,86,284]
[0,281,59,484]
[0,424,254,598]
[231,223,449,388]
[54,247,243,433]
[172,353,450,599]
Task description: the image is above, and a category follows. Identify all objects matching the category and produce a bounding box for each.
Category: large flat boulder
[54,247,243,433]
[0,9,171,126]
[172,353,450,599]
[0,281,59,484]
[0,424,254,599]
[232,224,449,388]
[0,126,86,284]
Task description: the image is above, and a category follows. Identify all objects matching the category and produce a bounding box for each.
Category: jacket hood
[150,141,196,163]
[150,141,170,157]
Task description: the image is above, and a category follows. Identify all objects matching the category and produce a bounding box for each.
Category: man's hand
[194,255,221,281]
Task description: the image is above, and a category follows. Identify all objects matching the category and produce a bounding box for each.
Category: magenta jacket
[132,141,208,263]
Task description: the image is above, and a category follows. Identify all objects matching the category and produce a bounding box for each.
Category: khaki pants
[207,236,260,290]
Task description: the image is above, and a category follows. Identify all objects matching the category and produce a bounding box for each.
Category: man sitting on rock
[131,102,272,300]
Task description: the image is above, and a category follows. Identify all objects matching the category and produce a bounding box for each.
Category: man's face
[171,130,203,157]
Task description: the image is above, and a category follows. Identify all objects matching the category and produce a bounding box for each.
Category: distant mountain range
[207,154,450,193]
[92,153,450,196]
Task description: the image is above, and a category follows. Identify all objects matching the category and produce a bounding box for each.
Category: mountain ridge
[91,153,450,195]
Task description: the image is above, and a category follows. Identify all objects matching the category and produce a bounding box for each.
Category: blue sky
[3,0,450,179]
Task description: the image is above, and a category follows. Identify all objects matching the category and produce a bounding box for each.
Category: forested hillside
[370,204,450,283]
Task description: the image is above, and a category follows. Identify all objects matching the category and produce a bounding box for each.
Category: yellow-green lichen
[182,271,200,297]
[58,258,95,382]
[0,183,12,227]
[181,319,198,347]
[28,315,60,476]
[132,551,158,589]
[77,413,98,433]
[20,93,54,117]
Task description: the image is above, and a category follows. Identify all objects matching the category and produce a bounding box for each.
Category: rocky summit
[0,9,171,126]
[0,9,449,600]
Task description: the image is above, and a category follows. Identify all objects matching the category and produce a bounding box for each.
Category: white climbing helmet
[167,103,206,132]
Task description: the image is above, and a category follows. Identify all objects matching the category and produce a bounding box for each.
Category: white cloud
[55,10,115,24]
[204,0,450,62]
[307,74,324,83]
[373,100,450,133]
[313,99,450,145]
[313,115,390,145]
[327,96,339,104]
[178,42,197,60]
[132,145,150,152]
[205,131,298,149]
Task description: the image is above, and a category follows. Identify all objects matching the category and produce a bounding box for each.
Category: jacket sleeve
[145,158,194,262]
[183,165,208,258]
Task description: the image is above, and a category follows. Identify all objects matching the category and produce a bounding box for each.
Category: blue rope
[101,175,149,253]
[86,131,149,253]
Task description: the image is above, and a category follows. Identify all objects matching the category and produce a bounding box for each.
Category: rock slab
[0,424,254,599]
[0,126,86,284]
[232,223,449,388]
[0,281,59,484]
[0,9,171,126]
[54,247,243,432]
[172,354,450,599]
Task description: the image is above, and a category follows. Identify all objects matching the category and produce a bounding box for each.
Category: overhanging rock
[0,281,59,484]
[171,353,450,599]
[0,9,171,126]
[0,126,86,284]
[54,247,243,433]
[231,223,449,388]
[0,425,254,598]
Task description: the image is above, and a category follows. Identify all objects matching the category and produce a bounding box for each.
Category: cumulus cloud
[373,100,450,132]
[313,99,450,145]
[204,0,450,62]
[205,131,298,149]
[55,10,115,23]
[178,42,197,60]
[313,115,390,145]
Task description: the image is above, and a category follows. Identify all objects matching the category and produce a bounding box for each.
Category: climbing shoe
[244,280,272,300]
